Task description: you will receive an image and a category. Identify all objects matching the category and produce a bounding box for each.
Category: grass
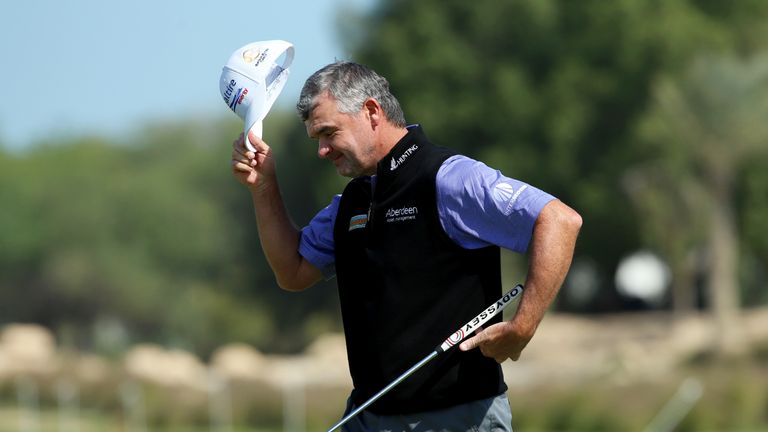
[1,355,767,431]
[506,358,768,432]
[0,406,282,432]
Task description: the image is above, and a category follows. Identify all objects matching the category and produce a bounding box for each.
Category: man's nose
[318,138,332,159]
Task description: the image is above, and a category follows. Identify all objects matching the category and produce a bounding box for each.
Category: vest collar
[376,124,429,177]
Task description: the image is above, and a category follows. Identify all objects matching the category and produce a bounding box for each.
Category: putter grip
[436,284,523,353]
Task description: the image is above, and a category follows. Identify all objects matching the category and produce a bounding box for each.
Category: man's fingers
[459,328,487,351]
[459,337,477,352]
[231,146,255,167]
[232,160,258,186]
[232,133,259,159]
[232,159,253,173]
[232,139,259,171]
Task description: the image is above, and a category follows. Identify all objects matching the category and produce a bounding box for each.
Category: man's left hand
[458,321,533,363]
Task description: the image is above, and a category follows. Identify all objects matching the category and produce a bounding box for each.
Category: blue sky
[0,0,377,148]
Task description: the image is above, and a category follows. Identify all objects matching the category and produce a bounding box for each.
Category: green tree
[0,119,269,353]
[347,0,768,312]
[634,53,768,354]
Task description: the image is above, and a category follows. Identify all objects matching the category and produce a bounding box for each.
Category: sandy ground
[2,308,767,394]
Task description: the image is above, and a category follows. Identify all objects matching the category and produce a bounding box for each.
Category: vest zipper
[367,176,376,228]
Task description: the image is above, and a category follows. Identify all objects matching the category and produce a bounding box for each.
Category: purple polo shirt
[299,155,555,278]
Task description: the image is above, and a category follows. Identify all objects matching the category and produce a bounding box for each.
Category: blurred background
[2,0,768,430]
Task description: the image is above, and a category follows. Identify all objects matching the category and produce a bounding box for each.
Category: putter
[327,284,524,432]
[219,40,295,152]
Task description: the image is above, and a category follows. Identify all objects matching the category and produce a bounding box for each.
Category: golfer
[231,61,582,431]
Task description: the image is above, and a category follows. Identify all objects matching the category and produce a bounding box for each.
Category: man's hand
[458,321,534,363]
[231,130,276,190]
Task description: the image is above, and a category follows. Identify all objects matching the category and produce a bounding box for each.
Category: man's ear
[363,98,383,127]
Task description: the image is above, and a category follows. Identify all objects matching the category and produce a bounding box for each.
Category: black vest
[333,126,506,414]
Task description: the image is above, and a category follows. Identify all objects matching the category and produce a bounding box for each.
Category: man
[231,61,582,431]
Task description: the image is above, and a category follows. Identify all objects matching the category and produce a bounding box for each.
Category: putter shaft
[327,350,438,432]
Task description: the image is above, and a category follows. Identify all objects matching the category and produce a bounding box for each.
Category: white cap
[219,40,294,151]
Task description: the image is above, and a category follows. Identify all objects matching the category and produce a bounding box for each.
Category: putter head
[219,40,294,152]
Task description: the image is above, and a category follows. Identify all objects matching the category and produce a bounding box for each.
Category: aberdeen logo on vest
[385,205,418,223]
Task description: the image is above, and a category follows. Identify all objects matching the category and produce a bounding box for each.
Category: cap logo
[242,47,269,67]
[222,79,237,105]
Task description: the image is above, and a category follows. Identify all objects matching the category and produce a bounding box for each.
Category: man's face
[305,92,378,178]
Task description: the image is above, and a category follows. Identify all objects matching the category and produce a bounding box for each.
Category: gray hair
[296,61,406,127]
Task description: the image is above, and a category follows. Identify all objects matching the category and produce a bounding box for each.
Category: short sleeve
[436,155,555,253]
[298,194,340,279]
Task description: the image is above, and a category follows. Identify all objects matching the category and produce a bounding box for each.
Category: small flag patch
[349,214,368,231]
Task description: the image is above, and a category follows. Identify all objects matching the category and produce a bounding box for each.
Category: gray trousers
[340,393,513,432]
